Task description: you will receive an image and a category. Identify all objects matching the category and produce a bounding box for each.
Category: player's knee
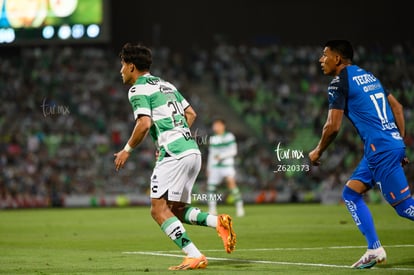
[150,201,167,221]
[342,185,363,201]
[394,198,414,221]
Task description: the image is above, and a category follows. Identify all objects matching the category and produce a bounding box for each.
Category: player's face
[120,60,135,85]
[212,121,225,135]
[319,47,338,76]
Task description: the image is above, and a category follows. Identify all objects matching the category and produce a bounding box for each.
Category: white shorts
[150,153,201,204]
[208,166,236,185]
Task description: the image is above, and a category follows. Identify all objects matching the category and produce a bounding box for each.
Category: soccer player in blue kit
[309,40,414,269]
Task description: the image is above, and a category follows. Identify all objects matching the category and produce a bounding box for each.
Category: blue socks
[394,197,414,220]
[342,185,381,249]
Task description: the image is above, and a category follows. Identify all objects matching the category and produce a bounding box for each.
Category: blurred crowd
[0,42,413,208]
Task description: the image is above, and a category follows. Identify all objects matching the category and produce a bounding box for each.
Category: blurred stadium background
[0,0,413,208]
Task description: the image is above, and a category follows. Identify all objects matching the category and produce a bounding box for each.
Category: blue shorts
[350,148,411,205]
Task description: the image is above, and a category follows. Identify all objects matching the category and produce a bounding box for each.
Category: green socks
[160,216,202,257]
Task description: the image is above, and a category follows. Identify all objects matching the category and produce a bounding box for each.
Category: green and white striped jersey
[207,132,237,169]
[128,73,200,160]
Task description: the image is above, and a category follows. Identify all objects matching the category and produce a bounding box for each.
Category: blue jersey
[327,65,405,158]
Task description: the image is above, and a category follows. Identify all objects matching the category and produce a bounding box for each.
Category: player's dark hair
[119,42,152,71]
[212,118,226,125]
[324,40,354,61]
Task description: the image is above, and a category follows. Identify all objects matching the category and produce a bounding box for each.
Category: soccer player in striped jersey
[309,40,413,269]
[207,118,245,217]
[114,43,236,270]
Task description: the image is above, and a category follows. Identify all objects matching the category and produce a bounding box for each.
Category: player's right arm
[387,93,405,138]
[114,115,152,171]
[309,109,343,165]
[114,85,152,171]
[309,76,346,165]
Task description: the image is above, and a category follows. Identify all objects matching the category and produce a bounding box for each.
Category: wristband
[123,143,134,153]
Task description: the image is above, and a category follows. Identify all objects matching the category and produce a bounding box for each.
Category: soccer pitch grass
[0,203,413,274]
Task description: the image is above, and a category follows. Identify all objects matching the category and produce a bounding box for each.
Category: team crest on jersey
[146,78,160,85]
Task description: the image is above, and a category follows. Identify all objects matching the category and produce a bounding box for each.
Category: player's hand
[308,149,321,166]
[402,156,410,167]
[114,150,130,171]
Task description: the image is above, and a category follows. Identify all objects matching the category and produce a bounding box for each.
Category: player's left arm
[114,115,152,171]
[309,109,344,165]
[184,106,197,128]
[387,93,405,138]
[387,93,409,166]
[176,91,196,128]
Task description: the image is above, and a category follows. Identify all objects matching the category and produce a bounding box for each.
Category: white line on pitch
[122,251,414,271]
[124,251,350,269]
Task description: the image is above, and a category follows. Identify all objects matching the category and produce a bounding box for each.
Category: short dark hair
[324,40,354,61]
[119,43,152,71]
[212,118,226,125]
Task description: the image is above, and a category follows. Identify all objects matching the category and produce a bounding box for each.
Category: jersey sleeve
[175,90,190,109]
[328,76,347,110]
[128,85,151,120]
